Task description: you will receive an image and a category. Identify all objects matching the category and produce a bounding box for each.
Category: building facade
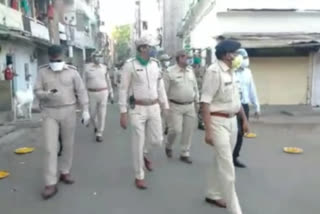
[177,0,320,106]
[0,0,104,122]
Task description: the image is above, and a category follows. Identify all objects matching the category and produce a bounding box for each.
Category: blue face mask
[187,58,193,65]
[149,48,156,58]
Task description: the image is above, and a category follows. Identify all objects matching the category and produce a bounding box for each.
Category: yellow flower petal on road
[244,132,257,138]
[0,171,10,179]
[283,147,303,154]
[15,147,35,154]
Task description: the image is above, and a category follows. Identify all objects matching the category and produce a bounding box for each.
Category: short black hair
[137,46,143,53]
[48,45,64,57]
[215,40,241,60]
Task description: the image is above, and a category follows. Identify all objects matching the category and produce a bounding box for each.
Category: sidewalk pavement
[0,113,42,147]
[253,105,320,125]
[1,105,320,147]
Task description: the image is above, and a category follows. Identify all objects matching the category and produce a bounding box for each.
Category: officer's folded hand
[81,111,90,127]
[120,113,128,129]
[50,89,58,94]
[109,93,114,104]
[163,109,169,119]
[195,103,200,113]
[205,131,214,146]
[242,120,250,134]
[48,89,59,97]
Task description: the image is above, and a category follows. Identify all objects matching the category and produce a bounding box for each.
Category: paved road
[0,104,319,214]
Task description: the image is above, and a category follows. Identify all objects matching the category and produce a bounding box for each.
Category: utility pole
[135,0,141,38]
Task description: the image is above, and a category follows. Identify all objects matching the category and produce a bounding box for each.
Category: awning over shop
[216,32,320,48]
[0,27,51,47]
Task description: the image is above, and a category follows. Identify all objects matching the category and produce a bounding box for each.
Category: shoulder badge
[38,64,49,70]
[150,57,161,67]
[66,64,77,70]
[126,58,135,63]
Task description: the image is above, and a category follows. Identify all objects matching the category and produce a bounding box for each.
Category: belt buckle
[228,113,235,118]
[147,99,155,105]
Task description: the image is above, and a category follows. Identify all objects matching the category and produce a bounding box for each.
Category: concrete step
[0,125,16,138]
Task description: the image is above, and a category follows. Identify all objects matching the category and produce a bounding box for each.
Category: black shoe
[164,127,169,135]
[234,159,246,168]
[96,136,103,143]
[165,148,172,158]
[205,197,227,208]
[198,122,205,130]
[58,141,63,157]
[180,156,192,164]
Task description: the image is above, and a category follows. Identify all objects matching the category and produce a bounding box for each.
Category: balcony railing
[22,16,50,41]
[30,19,50,41]
[0,3,24,30]
[74,29,95,49]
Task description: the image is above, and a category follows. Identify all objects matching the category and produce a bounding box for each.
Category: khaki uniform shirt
[200,60,241,114]
[119,57,169,113]
[164,64,199,103]
[34,64,89,111]
[83,63,113,95]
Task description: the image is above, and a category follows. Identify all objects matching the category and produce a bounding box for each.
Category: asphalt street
[0,104,319,214]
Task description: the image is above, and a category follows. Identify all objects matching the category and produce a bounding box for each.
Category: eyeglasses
[50,59,63,63]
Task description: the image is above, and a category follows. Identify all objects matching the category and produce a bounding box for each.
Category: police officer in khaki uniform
[159,53,171,135]
[84,52,114,142]
[201,40,249,214]
[159,54,171,70]
[164,50,199,163]
[192,58,206,130]
[34,45,90,199]
[119,36,169,189]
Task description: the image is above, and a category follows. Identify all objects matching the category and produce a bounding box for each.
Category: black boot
[58,135,63,157]
[198,122,205,130]
[233,158,246,168]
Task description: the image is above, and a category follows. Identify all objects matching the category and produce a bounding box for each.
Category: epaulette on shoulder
[66,64,77,70]
[150,58,161,68]
[126,58,135,63]
[150,57,160,63]
[187,66,194,71]
[208,63,220,73]
[38,64,49,70]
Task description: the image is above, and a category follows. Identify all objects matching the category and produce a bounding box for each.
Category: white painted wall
[185,0,320,49]
[0,40,37,92]
[188,9,320,48]
[311,52,320,107]
[190,6,218,48]
[0,3,23,30]
[30,20,50,41]
[216,0,320,11]
[140,0,161,41]
[216,11,320,35]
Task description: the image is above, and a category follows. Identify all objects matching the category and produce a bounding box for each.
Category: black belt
[210,112,236,118]
[170,99,194,105]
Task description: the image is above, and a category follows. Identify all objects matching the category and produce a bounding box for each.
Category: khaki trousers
[88,90,108,137]
[129,104,163,180]
[42,105,76,186]
[206,116,242,214]
[166,103,196,157]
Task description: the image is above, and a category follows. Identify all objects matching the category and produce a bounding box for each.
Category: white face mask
[164,61,170,67]
[241,58,250,68]
[49,62,65,72]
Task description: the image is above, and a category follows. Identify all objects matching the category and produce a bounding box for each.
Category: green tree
[112,25,131,63]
